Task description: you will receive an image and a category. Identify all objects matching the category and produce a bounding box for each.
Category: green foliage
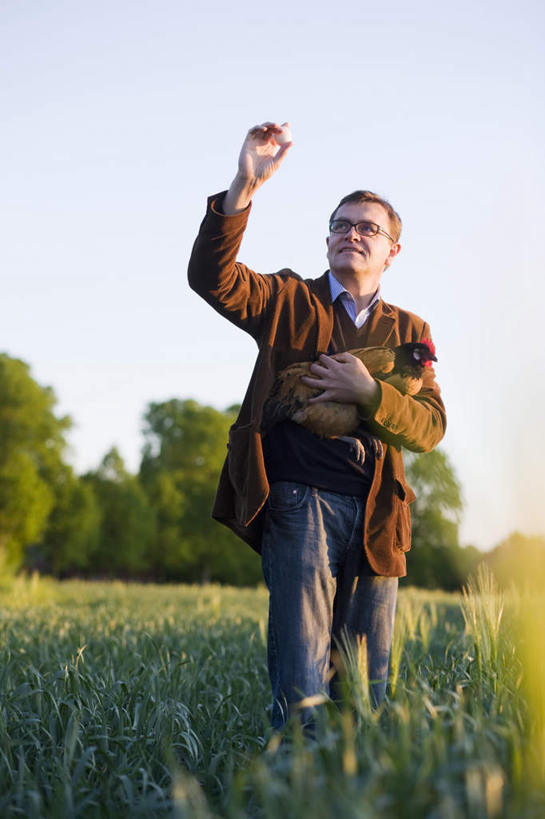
[140,399,261,584]
[139,468,186,575]
[83,448,156,575]
[404,449,479,589]
[0,451,54,571]
[0,354,70,569]
[406,448,463,517]
[40,466,101,574]
[142,398,231,478]
[0,577,543,817]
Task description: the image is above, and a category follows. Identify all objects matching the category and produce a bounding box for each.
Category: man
[188,122,446,729]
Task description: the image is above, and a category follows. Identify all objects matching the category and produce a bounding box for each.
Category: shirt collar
[328,270,381,312]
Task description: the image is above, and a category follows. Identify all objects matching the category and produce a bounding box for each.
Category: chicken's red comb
[421,338,436,357]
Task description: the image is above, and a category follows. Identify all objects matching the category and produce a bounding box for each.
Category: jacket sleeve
[187,192,289,342]
[363,324,446,453]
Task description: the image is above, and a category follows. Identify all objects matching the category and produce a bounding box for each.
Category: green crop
[0,571,542,817]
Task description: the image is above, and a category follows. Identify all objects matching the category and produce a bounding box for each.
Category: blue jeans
[261,481,398,729]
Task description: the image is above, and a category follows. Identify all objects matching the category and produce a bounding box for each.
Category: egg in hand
[274,122,292,146]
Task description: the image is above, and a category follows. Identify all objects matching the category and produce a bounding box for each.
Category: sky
[2,0,544,551]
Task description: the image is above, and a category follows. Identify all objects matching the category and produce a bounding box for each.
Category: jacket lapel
[365,300,397,347]
[308,272,335,354]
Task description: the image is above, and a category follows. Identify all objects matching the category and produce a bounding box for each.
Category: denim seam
[346,494,363,552]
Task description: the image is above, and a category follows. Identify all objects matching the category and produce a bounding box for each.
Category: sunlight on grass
[0,573,543,817]
[461,563,505,676]
[515,584,545,791]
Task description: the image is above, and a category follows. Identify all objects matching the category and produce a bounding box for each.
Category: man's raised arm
[187,122,293,339]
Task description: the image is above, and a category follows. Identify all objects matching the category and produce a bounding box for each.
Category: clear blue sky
[2,0,544,550]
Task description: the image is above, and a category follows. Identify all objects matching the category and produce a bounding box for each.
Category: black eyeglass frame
[329,219,395,243]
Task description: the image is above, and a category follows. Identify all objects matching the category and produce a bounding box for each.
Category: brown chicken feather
[262,342,436,438]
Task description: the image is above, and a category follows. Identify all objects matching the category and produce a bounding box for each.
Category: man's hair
[329,191,402,242]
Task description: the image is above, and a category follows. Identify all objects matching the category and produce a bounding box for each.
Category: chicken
[262,340,437,438]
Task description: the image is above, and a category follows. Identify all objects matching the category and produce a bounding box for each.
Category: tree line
[3,351,534,589]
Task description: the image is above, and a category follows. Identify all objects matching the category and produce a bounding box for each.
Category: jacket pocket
[393,478,416,551]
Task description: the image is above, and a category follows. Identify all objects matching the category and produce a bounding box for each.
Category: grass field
[0,571,543,818]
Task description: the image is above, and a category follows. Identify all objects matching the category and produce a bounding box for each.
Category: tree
[37,466,101,575]
[404,448,478,589]
[84,448,156,575]
[140,399,261,583]
[0,354,70,570]
[138,468,186,576]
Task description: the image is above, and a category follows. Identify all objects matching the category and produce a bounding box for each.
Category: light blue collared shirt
[328,271,380,329]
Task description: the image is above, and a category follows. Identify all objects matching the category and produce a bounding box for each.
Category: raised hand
[223,122,293,214]
[237,122,292,184]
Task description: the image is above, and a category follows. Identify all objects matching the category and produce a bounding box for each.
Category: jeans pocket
[267,481,311,512]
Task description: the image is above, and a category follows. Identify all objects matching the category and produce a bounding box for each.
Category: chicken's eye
[413,350,421,360]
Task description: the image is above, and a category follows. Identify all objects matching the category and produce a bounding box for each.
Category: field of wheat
[0,570,543,818]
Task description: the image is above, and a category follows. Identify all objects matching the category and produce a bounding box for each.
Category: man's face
[326,201,401,280]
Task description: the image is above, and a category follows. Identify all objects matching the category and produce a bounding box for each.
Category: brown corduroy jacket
[188,194,447,577]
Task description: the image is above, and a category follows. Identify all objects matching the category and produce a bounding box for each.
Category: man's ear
[384,242,401,269]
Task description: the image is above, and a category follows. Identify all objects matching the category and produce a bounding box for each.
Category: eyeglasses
[329,219,395,242]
